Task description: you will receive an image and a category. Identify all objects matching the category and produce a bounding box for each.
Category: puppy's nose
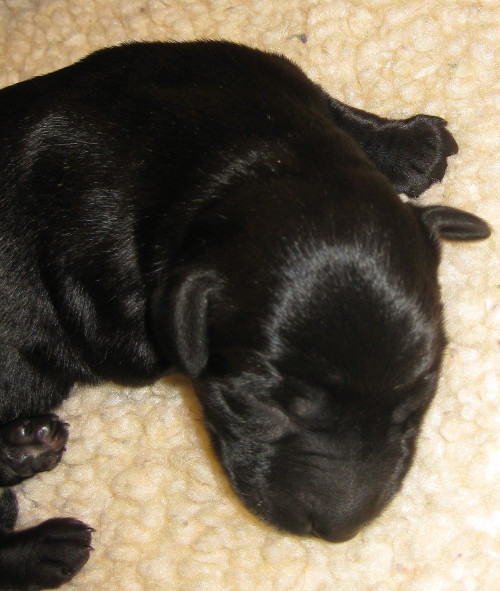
[310,522,361,543]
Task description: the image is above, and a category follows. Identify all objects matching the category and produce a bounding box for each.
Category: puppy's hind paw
[0,415,69,485]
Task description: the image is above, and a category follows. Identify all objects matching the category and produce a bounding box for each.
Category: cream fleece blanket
[0,1,498,590]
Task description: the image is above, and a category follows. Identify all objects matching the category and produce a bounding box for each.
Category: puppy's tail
[0,488,18,531]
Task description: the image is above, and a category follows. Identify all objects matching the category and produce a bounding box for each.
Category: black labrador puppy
[0,41,490,589]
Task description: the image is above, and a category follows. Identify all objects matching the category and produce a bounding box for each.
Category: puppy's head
[198,363,435,542]
[154,197,490,542]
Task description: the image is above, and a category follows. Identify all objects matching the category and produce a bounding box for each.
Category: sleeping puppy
[0,41,491,589]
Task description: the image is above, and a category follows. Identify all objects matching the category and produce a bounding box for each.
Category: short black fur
[0,41,490,589]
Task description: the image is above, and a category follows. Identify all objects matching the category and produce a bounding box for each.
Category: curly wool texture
[0,1,499,589]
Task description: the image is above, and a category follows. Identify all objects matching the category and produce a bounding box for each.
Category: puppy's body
[0,41,490,589]
[0,41,433,419]
[0,42,371,413]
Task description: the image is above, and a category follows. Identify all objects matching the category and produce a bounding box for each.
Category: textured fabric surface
[0,1,498,589]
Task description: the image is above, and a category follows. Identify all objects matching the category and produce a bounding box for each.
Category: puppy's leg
[0,489,93,590]
[0,488,18,531]
[326,97,458,197]
[0,415,69,486]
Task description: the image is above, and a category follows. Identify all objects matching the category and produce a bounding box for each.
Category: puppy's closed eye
[279,378,331,422]
[288,396,322,420]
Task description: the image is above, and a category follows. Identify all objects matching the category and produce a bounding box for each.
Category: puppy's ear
[151,268,222,378]
[417,205,491,241]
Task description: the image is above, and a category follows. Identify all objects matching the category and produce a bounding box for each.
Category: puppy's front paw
[390,115,458,197]
[0,415,69,485]
[0,518,94,589]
